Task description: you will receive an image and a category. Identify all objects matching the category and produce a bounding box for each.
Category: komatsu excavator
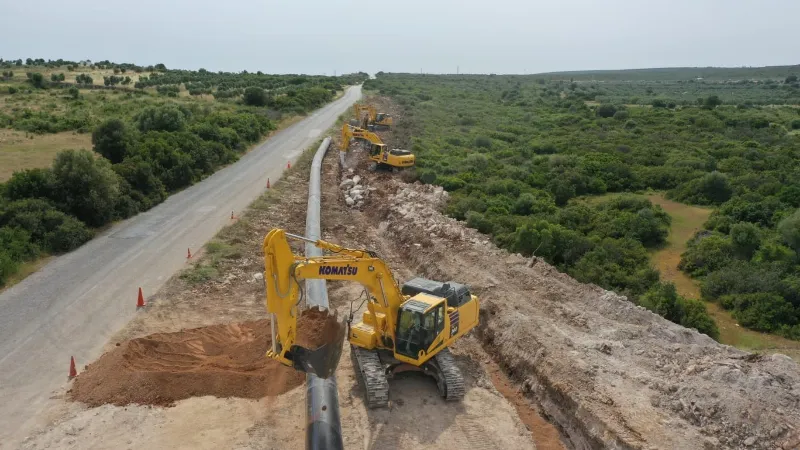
[353,103,393,129]
[341,124,415,170]
[263,228,480,407]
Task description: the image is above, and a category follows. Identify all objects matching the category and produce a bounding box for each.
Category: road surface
[0,85,361,445]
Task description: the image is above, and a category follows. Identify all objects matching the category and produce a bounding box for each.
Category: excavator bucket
[287,312,347,378]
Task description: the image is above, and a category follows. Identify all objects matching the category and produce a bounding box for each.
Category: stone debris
[340,173,371,209]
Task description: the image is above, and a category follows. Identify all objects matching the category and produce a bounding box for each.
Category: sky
[1,0,798,75]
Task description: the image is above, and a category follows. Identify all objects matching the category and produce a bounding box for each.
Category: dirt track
[18,99,800,450]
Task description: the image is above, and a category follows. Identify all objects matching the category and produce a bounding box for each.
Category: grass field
[583,192,800,360]
[0,129,92,181]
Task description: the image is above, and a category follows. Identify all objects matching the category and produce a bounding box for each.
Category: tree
[679,233,734,276]
[92,119,134,163]
[51,150,121,227]
[547,179,575,206]
[243,86,268,106]
[4,168,55,201]
[729,222,761,259]
[778,209,800,252]
[640,282,685,323]
[704,95,723,109]
[27,72,45,88]
[680,298,720,339]
[651,99,667,108]
[726,293,798,333]
[596,104,617,118]
[786,75,798,84]
[67,87,79,99]
[136,105,188,132]
[75,74,93,85]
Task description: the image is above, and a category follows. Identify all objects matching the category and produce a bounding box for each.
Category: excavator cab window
[395,300,439,359]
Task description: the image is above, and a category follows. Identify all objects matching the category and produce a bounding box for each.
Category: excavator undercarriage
[352,346,466,408]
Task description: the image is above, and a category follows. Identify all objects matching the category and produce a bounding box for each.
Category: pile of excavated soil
[371,179,800,450]
[69,308,340,407]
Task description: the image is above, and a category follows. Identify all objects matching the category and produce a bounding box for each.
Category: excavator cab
[394,298,447,360]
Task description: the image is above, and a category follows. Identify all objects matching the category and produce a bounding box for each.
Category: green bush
[51,149,121,226]
[679,233,733,276]
[0,250,20,286]
[729,222,761,258]
[596,104,617,118]
[723,293,798,333]
[136,105,188,132]
[0,199,93,253]
[778,209,800,252]
[474,136,492,149]
[670,171,732,205]
[92,119,134,163]
[243,86,268,106]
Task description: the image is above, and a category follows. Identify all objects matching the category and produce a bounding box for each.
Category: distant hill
[537,65,800,81]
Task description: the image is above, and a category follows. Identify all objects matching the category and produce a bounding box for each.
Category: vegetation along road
[0,84,361,443]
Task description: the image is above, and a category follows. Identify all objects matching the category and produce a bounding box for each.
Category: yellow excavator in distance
[353,103,393,129]
[263,228,480,407]
[341,124,415,170]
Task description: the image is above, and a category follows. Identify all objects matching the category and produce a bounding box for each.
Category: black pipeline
[303,137,344,450]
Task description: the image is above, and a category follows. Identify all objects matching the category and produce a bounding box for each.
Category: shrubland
[365,68,800,340]
[0,58,367,286]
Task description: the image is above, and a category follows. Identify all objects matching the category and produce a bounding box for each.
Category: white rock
[352,175,361,184]
[367,186,377,191]
[356,201,364,207]
[347,168,354,174]
[353,184,363,190]
[345,197,355,206]
[252,272,264,281]
[339,179,354,189]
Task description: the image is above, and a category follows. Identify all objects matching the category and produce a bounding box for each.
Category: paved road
[0,85,361,445]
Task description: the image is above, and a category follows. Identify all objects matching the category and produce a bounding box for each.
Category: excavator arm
[263,228,404,377]
[340,123,384,152]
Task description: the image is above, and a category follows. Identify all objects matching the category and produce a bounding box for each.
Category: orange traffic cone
[187,248,192,259]
[136,287,146,308]
[287,161,291,169]
[69,356,77,379]
[266,178,270,189]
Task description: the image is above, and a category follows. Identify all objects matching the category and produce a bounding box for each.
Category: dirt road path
[0,86,361,446]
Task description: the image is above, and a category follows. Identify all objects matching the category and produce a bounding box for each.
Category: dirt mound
[69,308,339,407]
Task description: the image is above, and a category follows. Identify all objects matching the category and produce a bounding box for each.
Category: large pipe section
[303,137,344,450]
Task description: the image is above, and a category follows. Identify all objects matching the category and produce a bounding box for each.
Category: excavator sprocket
[352,346,390,409]
[432,348,466,401]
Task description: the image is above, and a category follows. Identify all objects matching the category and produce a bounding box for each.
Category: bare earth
[16,98,800,450]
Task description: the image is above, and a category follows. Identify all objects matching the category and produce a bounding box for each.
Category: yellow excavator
[341,124,415,170]
[353,103,393,129]
[263,228,480,407]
